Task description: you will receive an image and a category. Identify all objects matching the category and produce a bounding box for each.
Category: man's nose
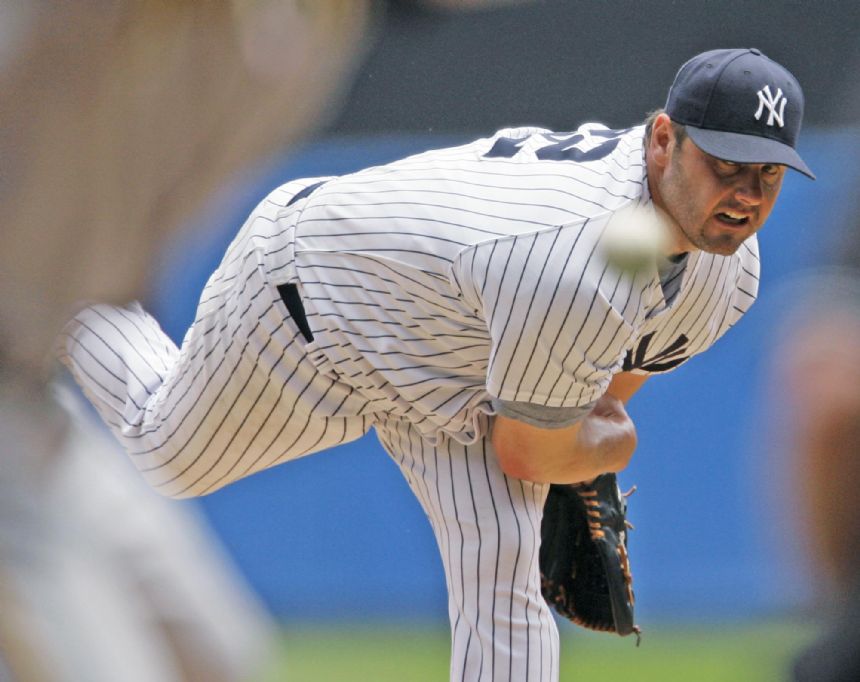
[734,169,763,206]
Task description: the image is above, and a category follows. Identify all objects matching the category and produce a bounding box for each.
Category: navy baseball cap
[666,48,815,179]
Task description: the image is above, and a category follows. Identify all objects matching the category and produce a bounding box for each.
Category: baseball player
[59,49,814,681]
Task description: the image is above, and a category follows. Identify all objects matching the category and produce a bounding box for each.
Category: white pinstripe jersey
[259,123,760,446]
[59,122,760,499]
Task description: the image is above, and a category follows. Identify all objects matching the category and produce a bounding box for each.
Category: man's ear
[648,113,675,170]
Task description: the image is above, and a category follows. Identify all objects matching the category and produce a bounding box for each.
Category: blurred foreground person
[772,223,860,682]
[0,1,372,680]
[1,380,277,681]
[0,1,370,374]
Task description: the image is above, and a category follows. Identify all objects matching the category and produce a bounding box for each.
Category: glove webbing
[578,486,637,612]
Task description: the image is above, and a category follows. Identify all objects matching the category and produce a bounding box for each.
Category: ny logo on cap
[754,85,787,128]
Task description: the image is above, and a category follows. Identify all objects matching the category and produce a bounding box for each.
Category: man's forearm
[492,394,637,484]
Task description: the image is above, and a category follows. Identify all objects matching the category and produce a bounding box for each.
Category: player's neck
[645,159,697,259]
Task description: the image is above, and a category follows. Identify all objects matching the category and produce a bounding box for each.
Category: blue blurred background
[149,0,860,627]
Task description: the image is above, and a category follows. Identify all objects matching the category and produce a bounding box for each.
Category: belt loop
[277,283,314,343]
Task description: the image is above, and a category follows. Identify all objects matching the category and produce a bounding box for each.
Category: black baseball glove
[539,473,640,642]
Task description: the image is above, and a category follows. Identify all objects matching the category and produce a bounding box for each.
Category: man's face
[656,132,786,256]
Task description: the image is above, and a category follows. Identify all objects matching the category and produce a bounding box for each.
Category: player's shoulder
[487,121,642,140]
[487,125,555,141]
[737,234,761,275]
[690,235,761,291]
[740,233,760,259]
[480,122,645,161]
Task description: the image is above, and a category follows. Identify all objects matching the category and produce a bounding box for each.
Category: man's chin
[694,230,751,256]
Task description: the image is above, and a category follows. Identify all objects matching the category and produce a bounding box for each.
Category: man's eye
[761,164,785,186]
[715,159,739,174]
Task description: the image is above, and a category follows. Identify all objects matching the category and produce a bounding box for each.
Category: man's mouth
[715,210,750,227]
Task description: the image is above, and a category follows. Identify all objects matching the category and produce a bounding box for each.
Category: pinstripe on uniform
[60,123,759,681]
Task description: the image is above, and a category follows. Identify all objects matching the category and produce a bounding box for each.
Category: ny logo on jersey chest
[622,332,690,373]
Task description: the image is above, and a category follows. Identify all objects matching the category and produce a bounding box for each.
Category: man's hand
[491,392,636,484]
[576,392,638,468]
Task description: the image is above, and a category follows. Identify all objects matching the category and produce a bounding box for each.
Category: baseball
[600,204,671,273]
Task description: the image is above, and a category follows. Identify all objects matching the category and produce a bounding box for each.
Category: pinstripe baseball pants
[377,417,560,682]
[59,194,561,682]
[61,302,561,681]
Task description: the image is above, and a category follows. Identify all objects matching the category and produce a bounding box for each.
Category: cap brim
[685,126,816,179]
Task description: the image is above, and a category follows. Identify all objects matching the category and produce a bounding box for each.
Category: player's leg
[58,181,372,498]
[376,417,559,682]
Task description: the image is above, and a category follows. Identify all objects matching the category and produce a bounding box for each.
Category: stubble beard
[663,157,750,257]
[682,220,748,256]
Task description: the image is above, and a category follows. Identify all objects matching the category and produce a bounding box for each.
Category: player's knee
[143,474,200,500]
[135,457,217,500]
[146,471,232,500]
